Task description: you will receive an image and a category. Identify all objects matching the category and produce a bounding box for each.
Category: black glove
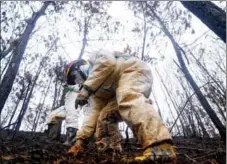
[75,99,88,109]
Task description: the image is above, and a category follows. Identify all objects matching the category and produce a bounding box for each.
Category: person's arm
[83,51,116,92]
[46,106,66,124]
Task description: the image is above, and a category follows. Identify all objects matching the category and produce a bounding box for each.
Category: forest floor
[0,130,225,164]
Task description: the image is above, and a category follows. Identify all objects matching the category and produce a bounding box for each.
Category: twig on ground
[183,154,197,163]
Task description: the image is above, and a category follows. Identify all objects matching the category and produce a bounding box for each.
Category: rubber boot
[63,127,78,146]
[133,142,177,164]
[48,123,59,141]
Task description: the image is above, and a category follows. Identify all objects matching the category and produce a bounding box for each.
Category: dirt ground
[0,130,225,164]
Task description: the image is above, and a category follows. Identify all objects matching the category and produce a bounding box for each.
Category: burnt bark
[181,1,226,43]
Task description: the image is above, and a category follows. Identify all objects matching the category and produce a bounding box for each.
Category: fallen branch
[183,154,197,163]
[176,146,214,151]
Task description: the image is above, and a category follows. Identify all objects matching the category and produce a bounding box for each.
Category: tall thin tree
[146,2,226,141]
[0,2,51,114]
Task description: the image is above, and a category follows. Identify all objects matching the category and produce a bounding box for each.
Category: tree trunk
[148,5,226,141]
[51,79,58,110]
[155,68,188,136]
[7,81,27,130]
[194,110,210,138]
[162,88,181,135]
[12,82,31,134]
[181,1,226,43]
[13,65,42,133]
[141,9,147,61]
[32,77,52,132]
[210,96,226,121]
[0,54,13,82]
[78,17,90,60]
[151,92,163,120]
[157,79,181,135]
[215,61,226,75]
[187,48,226,96]
[0,2,50,114]
[59,86,67,106]
[7,97,21,130]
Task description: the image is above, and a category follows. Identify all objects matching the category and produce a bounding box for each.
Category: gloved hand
[75,88,89,109]
[67,144,81,156]
[67,139,84,156]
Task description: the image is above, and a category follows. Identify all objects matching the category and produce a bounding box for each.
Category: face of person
[72,71,85,85]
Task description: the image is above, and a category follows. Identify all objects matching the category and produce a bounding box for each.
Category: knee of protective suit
[99,109,122,124]
[96,137,122,153]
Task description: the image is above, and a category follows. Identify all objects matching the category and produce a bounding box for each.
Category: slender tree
[146,2,226,141]
[0,2,51,114]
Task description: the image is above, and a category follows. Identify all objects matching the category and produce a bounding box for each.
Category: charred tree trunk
[215,61,226,75]
[0,2,50,114]
[56,82,63,107]
[175,73,197,137]
[155,68,188,136]
[187,48,226,96]
[209,96,226,121]
[78,17,90,60]
[7,80,27,130]
[151,92,163,120]
[158,82,181,135]
[7,96,22,130]
[187,112,197,137]
[181,1,226,43]
[194,110,210,138]
[51,79,58,110]
[187,50,226,120]
[148,5,226,141]
[12,82,31,134]
[0,53,13,82]
[59,86,67,106]
[141,7,147,61]
[13,66,42,134]
[32,78,52,132]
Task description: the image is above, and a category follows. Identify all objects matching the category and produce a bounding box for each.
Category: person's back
[72,49,176,163]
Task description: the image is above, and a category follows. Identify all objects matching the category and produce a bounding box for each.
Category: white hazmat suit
[72,50,176,163]
[46,85,81,129]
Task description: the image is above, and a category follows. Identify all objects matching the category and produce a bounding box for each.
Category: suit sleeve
[46,106,66,124]
[84,51,116,92]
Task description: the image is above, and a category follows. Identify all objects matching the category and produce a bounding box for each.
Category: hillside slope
[0,131,225,164]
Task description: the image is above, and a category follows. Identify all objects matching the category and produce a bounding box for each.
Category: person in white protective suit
[46,104,65,141]
[46,84,83,146]
[64,60,123,154]
[66,48,176,163]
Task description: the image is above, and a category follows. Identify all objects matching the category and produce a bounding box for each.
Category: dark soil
[0,131,225,164]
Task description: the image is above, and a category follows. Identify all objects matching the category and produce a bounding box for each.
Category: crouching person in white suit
[46,85,82,146]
